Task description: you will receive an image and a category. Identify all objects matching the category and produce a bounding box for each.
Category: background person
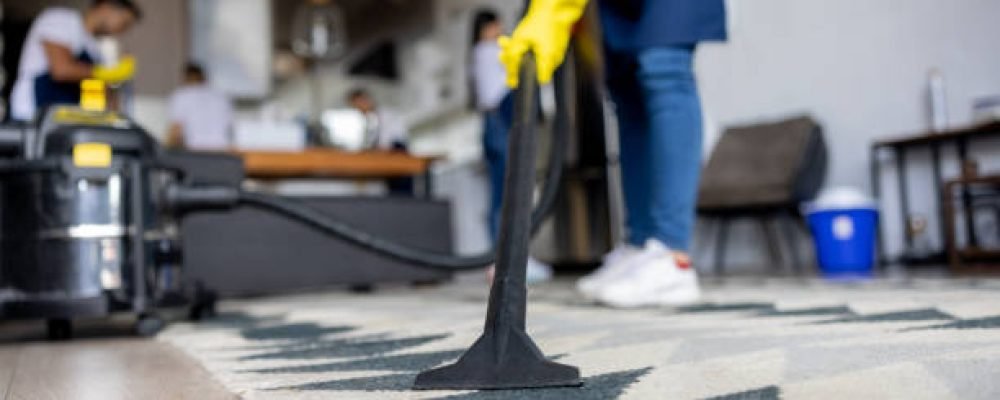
[10,0,141,121]
[346,88,415,195]
[501,0,726,307]
[347,88,409,152]
[166,64,233,151]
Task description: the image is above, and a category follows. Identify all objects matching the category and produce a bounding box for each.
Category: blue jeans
[606,45,704,251]
[483,94,515,242]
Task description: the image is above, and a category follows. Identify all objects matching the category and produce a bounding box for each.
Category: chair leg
[714,217,731,277]
[759,216,784,274]
[780,213,805,276]
[696,216,713,268]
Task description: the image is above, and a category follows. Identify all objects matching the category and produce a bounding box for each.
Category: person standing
[471,10,553,284]
[346,88,409,152]
[500,0,726,307]
[10,0,141,121]
[346,88,416,195]
[167,64,234,151]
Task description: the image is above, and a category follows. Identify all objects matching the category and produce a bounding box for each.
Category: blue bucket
[807,208,878,279]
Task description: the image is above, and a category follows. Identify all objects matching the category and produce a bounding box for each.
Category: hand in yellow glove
[92,56,136,84]
[499,0,589,88]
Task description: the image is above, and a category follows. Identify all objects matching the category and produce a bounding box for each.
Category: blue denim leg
[638,46,703,251]
[607,46,703,251]
[483,94,515,242]
[606,52,653,246]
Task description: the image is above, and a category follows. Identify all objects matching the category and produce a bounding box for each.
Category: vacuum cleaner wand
[413,52,582,390]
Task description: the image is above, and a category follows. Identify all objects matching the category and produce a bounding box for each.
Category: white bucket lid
[804,186,877,213]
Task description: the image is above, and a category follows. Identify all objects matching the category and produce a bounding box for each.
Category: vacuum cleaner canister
[0,160,134,317]
[0,107,212,339]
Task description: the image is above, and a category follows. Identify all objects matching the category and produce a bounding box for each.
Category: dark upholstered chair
[698,116,827,275]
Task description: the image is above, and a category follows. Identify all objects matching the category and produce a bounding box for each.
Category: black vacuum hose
[229,53,572,271]
[238,191,495,269]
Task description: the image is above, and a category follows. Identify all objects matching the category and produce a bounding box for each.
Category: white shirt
[169,84,234,151]
[366,109,408,151]
[472,42,509,111]
[11,8,100,121]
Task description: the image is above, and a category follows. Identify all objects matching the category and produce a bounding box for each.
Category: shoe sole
[599,286,702,309]
[576,278,611,301]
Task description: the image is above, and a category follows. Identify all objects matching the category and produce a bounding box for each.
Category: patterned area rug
[161,278,1000,399]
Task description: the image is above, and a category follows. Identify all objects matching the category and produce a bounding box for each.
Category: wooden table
[235,149,439,197]
[870,121,1000,267]
[237,148,437,179]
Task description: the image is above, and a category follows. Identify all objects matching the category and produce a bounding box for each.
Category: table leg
[942,181,960,271]
[896,148,913,254]
[871,146,886,267]
[931,143,946,253]
[421,171,434,199]
[958,139,978,247]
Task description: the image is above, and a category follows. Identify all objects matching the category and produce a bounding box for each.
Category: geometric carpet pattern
[160,278,1000,399]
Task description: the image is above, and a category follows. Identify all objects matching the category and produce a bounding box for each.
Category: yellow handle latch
[73,143,113,168]
[80,79,107,112]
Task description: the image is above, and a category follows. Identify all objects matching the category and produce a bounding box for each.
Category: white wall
[133,96,170,141]
[695,0,1000,263]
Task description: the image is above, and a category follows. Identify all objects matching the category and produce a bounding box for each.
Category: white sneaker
[576,244,640,300]
[596,239,701,309]
[487,256,554,285]
[526,256,554,284]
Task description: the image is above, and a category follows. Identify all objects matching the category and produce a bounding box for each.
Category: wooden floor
[0,318,235,400]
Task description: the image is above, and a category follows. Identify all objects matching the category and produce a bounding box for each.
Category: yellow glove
[499,0,589,88]
[92,56,136,84]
